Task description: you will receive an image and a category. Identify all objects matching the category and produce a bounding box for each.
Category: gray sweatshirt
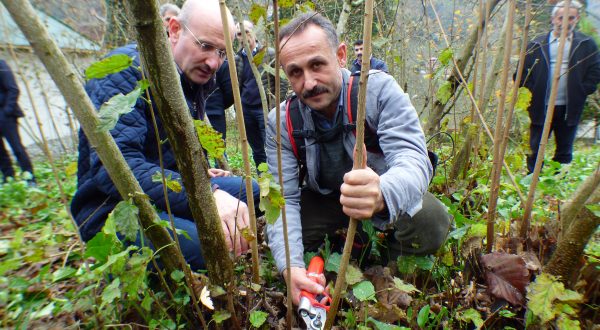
[265,69,431,273]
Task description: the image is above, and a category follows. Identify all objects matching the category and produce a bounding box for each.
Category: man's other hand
[340,167,385,219]
[283,266,326,305]
[213,189,249,256]
[208,168,231,177]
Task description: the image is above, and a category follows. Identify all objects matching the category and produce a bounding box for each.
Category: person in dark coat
[0,59,35,183]
[349,39,388,73]
[70,0,259,272]
[205,20,288,167]
[516,0,600,173]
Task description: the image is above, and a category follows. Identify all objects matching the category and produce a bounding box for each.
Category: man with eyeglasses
[516,0,600,173]
[205,20,288,166]
[71,0,260,272]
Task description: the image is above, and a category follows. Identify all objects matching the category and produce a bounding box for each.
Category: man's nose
[206,55,221,72]
[304,74,317,90]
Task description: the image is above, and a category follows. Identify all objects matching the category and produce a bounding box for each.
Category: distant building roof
[0,3,100,52]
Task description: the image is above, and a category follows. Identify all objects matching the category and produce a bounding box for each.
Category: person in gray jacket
[265,13,451,305]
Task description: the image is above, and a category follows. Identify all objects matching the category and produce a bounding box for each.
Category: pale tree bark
[423,0,500,137]
[325,0,373,328]
[544,184,600,283]
[123,0,236,289]
[1,0,186,278]
[336,0,353,42]
[561,165,600,231]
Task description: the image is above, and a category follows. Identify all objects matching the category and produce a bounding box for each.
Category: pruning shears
[298,256,331,330]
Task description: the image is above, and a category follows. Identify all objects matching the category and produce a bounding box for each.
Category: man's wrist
[211,184,220,192]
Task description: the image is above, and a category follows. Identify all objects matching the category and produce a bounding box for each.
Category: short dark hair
[278,12,338,49]
[353,39,363,46]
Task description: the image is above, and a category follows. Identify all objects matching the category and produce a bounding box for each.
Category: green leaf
[97,82,147,132]
[586,204,600,217]
[438,48,453,66]
[141,294,153,311]
[417,305,431,328]
[249,4,267,24]
[353,281,376,302]
[457,308,484,329]
[112,200,140,242]
[212,310,231,324]
[499,309,516,318]
[279,0,295,8]
[261,64,289,81]
[258,172,284,224]
[194,120,226,159]
[170,270,185,283]
[527,273,583,323]
[31,302,55,319]
[299,1,315,12]
[52,266,76,282]
[257,162,269,173]
[397,255,434,274]
[372,37,389,50]
[345,264,364,286]
[85,54,133,80]
[84,232,123,264]
[436,81,452,104]
[515,87,532,111]
[325,252,341,273]
[151,171,182,193]
[367,317,410,330]
[557,315,581,330]
[393,277,420,293]
[252,48,266,67]
[467,223,487,238]
[249,310,268,328]
[101,278,121,308]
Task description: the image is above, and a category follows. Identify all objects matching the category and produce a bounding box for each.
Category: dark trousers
[0,117,34,181]
[300,189,451,264]
[127,176,260,272]
[527,106,578,173]
[243,105,267,168]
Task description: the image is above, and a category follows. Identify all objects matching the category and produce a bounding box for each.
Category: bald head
[168,0,235,84]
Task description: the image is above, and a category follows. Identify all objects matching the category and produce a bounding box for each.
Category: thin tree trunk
[218,1,261,285]
[1,0,186,279]
[544,185,600,283]
[561,165,600,231]
[336,0,353,42]
[272,0,293,327]
[423,0,500,136]
[520,0,573,239]
[325,0,373,328]
[486,0,516,253]
[124,0,236,289]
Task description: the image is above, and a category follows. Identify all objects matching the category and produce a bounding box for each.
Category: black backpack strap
[285,95,310,186]
[346,72,383,154]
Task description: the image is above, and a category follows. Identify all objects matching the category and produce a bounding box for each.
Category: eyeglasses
[236,30,251,37]
[556,15,577,21]
[182,22,227,60]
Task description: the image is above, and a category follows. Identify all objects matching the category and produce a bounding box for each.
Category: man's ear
[337,42,347,68]
[169,18,182,43]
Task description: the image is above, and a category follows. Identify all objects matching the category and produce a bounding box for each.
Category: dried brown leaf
[363,266,412,309]
[480,252,529,305]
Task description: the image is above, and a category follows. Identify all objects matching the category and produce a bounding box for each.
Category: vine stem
[325,0,374,328]
[218,0,260,285]
[486,0,516,253]
[271,0,294,327]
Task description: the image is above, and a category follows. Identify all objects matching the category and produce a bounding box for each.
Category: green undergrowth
[0,140,599,328]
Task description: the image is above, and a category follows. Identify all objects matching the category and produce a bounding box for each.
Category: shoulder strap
[285,95,309,185]
[347,72,383,154]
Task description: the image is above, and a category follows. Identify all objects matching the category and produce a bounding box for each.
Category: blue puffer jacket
[71,44,214,241]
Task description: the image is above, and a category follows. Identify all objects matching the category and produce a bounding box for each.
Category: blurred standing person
[0,59,35,183]
[159,3,180,32]
[516,1,600,173]
[349,39,388,73]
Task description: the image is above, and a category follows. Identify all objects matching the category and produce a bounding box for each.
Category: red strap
[346,75,354,125]
[285,99,299,160]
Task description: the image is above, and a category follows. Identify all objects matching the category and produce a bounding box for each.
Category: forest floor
[0,140,598,329]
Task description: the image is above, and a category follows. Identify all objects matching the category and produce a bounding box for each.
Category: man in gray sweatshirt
[265,12,451,305]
